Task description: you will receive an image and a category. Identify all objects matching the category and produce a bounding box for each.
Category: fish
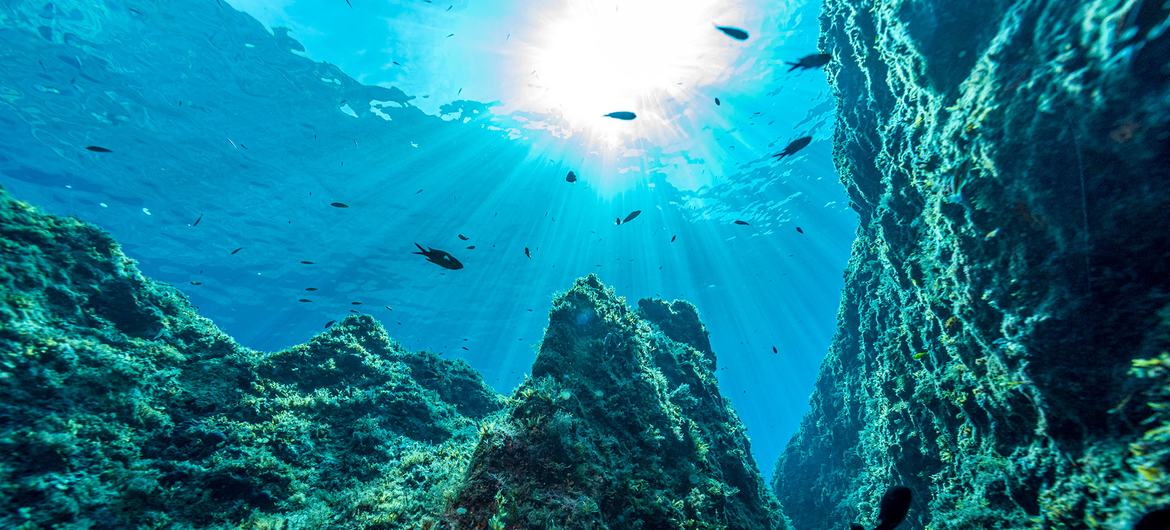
[461,346,469,350]
[796,226,805,234]
[621,210,642,224]
[734,219,750,225]
[301,260,314,264]
[190,280,203,286]
[298,298,312,303]
[351,301,362,305]
[772,345,778,354]
[230,247,242,255]
[604,111,637,120]
[715,97,721,106]
[305,287,318,291]
[325,320,336,328]
[671,235,677,243]
[466,245,476,249]
[413,243,464,270]
[714,25,749,40]
[192,213,203,227]
[874,486,912,530]
[566,170,577,183]
[524,247,532,259]
[787,53,832,72]
[349,309,359,314]
[615,217,622,225]
[457,233,469,240]
[773,136,812,159]
[384,306,393,311]
[330,202,349,208]
[85,145,112,152]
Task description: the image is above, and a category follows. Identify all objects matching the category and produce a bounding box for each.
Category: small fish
[85,145,112,152]
[413,243,464,270]
[772,345,778,354]
[298,298,313,303]
[734,219,749,226]
[192,213,203,227]
[566,170,577,183]
[621,210,642,223]
[230,247,242,255]
[714,97,721,106]
[615,217,622,225]
[446,33,455,37]
[774,136,812,159]
[671,234,677,243]
[786,52,832,72]
[330,202,349,208]
[458,233,469,240]
[325,320,336,328]
[874,486,912,530]
[466,245,476,250]
[461,346,469,350]
[190,280,203,286]
[349,309,359,313]
[524,247,532,259]
[301,260,314,264]
[384,305,393,311]
[714,25,749,40]
[603,111,637,120]
[351,301,362,305]
[796,226,805,234]
[305,287,318,291]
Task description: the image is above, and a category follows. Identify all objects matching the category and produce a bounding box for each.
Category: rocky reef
[774,1,1170,529]
[0,186,504,528]
[0,186,782,529]
[447,277,786,529]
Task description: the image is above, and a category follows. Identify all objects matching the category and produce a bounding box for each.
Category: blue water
[0,0,856,477]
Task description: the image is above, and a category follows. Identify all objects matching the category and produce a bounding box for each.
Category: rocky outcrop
[774,1,1170,529]
[448,276,787,529]
[0,187,504,528]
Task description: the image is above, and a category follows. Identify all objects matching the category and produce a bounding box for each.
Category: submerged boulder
[774,1,1170,529]
[0,187,504,528]
[448,275,787,529]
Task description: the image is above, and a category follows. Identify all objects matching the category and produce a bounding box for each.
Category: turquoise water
[0,0,855,478]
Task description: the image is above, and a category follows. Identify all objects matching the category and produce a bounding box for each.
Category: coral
[773,1,1170,529]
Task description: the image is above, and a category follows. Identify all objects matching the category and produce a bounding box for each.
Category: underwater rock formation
[448,276,787,529]
[0,187,504,528]
[774,1,1170,529]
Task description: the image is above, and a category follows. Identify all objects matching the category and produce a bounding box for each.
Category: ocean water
[0,0,855,482]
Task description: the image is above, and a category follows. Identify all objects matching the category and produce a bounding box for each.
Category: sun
[517,0,744,141]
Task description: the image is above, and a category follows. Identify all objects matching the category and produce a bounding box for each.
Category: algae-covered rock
[774,1,1170,529]
[0,186,504,528]
[448,275,787,530]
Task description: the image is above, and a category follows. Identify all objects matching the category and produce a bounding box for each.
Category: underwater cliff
[0,187,781,528]
[773,1,1170,529]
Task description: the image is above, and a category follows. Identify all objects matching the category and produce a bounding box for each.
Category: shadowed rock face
[774,1,1170,529]
[448,275,787,530]
[0,187,504,528]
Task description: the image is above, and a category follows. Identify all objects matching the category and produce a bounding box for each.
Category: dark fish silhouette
[305,287,318,291]
[874,486,912,530]
[298,298,312,303]
[714,25,749,40]
[787,53,832,72]
[330,202,349,208]
[466,245,476,249]
[351,301,362,305]
[461,346,469,350]
[620,210,642,224]
[796,226,805,234]
[190,280,202,286]
[85,145,112,152]
[191,214,202,227]
[604,111,637,120]
[715,97,721,106]
[230,247,242,255]
[384,305,393,311]
[566,170,577,183]
[615,217,622,225]
[671,234,677,242]
[301,260,314,264]
[734,219,749,225]
[458,233,469,240]
[324,320,335,328]
[413,243,464,270]
[524,247,532,259]
[772,345,778,354]
[774,136,812,159]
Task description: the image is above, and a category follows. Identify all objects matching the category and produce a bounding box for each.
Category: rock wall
[0,187,504,528]
[774,1,1170,529]
[448,276,787,529]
